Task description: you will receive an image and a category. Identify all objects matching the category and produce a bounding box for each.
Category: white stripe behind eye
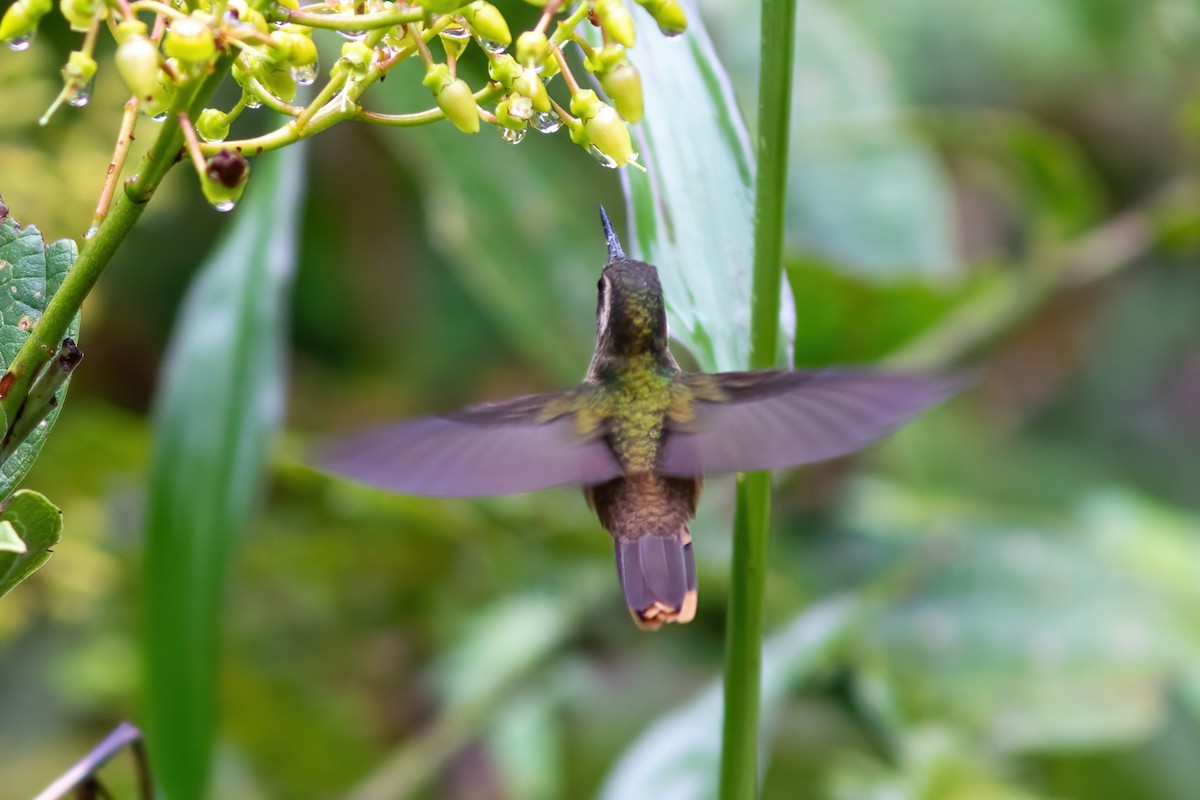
[598,276,612,332]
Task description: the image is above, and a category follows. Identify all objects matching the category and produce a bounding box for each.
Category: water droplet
[587,145,618,169]
[84,227,98,239]
[243,94,263,109]
[478,39,506,55]
[212,199,235,212]
[150,110,168,122]
[662,28,684,39]
[338,28,367,41]
[67,79,94,108]
[441,24,470,41]
[532,110,561,133]
[500,126,526,144]
[7,34,33,51]
[291,62,318,86]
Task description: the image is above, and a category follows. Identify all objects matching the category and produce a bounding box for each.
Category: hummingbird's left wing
[319,391,623,497]
[659,370,960,477]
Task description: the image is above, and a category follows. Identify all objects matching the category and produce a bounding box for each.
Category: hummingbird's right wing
[318,391,623,497]
[659,370,960,477]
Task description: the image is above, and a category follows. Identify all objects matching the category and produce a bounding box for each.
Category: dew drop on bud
[532,110,561,133]
[244,95,263,109]
[291,63,318,86]
[68,79,94,108]
[478,39,506,55]
[441,24,470,41]
[7,34,34,51]
[500,126,526,144]
[212,199,236,212]
[587,144,618,169]
[151,110,169,122]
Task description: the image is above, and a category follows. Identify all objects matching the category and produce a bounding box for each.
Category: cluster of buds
[1,0,688,212]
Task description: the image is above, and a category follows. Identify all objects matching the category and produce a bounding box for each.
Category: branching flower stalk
[0,0,686,470]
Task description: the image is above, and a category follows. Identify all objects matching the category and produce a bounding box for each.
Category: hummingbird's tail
[614,527,698,631]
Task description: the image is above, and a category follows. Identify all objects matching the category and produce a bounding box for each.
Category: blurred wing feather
[320,392,621,497]
[660,371,960,477]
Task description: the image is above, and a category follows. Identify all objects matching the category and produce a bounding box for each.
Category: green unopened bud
[462,1,510,47]
[273,28,317,66]
[600,59,642,123]
[495,93,532,130]
[570,90,636,168]
[226,0,269,34]
[515,30,549,69]
[439,26,469,60]
[59,0,95,32]
[115,21,162,102]
[418,0,468,12]
[260,65,296,102]
[141,62,179,118]
[63,49,96,87]
[511,67,550,113]
[195,108,230,142]
[337,40,373,77]
[594,0,635,48]
[201,149,250,211]
[424,64,479,133]
[488,52,521,86]
[1,0,51,44]
[636,0,686,36]
[164,13,216,64]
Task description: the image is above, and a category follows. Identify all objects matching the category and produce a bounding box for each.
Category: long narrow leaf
[622,0,758,373]
[142,146,306,800]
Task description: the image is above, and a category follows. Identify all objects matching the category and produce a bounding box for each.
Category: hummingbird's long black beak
[599,205,625,261]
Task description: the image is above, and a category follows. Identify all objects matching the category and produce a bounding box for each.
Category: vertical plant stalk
[718,0,797,797]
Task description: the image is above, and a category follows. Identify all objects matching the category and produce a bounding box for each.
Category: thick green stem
[0,64,230,438]
[719,0,797,797]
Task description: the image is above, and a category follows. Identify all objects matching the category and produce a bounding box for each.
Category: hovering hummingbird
[322,209,956,630]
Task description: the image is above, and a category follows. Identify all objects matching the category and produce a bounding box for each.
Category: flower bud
[63,49,97,85]
[495,92,531,130]
[202,149,250,211]
[225,0,269,34]
[418,0,468,12]
[570,89,636,168]
[594,0,635,48]
[600,59,642,123]
[462,1,510,47]
[0,0,51,44]
[195,108,230,142]
[115,21,162,102]
[164,13,216,64]
[337,40,373,78]
[273,28,317,66]
[515,30,548,69]
[636,0,686,36]
[511,67,549,113]
[260,65,296,102]
[140,63,179,118]
[59,0,95,32]
[487,52,521,86]
[423,63,479,133]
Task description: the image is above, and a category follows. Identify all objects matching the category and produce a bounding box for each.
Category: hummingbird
[322,208,957,630]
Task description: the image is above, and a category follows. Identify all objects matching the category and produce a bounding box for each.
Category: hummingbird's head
[594,208,668,357]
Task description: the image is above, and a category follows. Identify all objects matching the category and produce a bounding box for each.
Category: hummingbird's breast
[603,352,677,476]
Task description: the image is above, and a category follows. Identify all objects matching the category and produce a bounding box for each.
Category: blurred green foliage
[2,0,1200,798]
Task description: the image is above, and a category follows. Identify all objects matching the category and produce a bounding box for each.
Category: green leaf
[623,3,757,372]
[368,79,610,383]
[600,597,863,800]
[703,0,959,281]
[0,219,81,497]
[848,480,1200,751]
[0,488,62,598]
[143,144,307,800]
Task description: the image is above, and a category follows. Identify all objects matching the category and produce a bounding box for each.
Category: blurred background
[3,0,1200,797]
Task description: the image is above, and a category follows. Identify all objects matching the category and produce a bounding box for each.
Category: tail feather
[615,527,698,631]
